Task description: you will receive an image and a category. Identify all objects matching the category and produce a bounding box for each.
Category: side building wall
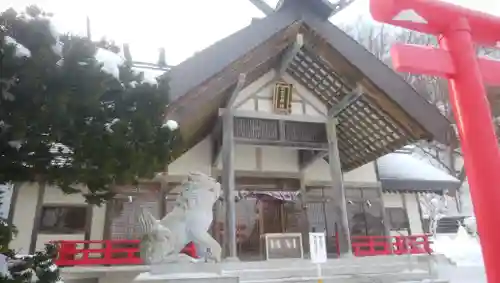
[10,183,106,253]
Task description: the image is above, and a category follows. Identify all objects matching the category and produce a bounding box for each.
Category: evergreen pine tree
[1,6,181,282]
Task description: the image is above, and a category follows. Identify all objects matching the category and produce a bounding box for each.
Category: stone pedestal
[134,263,238,283]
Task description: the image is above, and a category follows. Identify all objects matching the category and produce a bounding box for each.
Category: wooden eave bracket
[327,85,364,117]
[226,73,248,109]
[276,33,304,78]
[299,150,328,170]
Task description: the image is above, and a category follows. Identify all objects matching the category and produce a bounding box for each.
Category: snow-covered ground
[433,226,486,283]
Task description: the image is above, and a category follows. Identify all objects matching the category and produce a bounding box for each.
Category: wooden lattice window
[39,205,87,234]
[385,207,409,231]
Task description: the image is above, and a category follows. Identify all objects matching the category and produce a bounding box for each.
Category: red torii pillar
[369,0,500,282]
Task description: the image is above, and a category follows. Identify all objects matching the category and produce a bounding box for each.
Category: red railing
[53,234,432,266]
[54,239,142,266]
[54,239,199,267]
[350,234,433,257]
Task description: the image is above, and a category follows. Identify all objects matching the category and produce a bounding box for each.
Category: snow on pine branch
[4,36,31,58]
[162,120,179,131]
[94,48,161,85]
[95,48,124,79]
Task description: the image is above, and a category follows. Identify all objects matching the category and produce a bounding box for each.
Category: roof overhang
[377,153,460,193]
[163,1,453,171]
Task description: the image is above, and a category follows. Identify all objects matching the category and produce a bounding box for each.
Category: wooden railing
[54,239,142,266]
[350,234,432,256]
[54,239,197,267]
[53,234,432,267]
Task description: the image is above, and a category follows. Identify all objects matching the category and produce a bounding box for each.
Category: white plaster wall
[383,193,403,208]
[261,147,299,172]
[304,158,329,182]
[405,194,423,234]
[235,144,258,171]
[37,187,87,250]
[234,70,327,117]
[10,184,106,252]
[168,137,212,177]
[10,182,38,252]
[216,145,300,173]
[304,160,377,185]
[344,162,377,183]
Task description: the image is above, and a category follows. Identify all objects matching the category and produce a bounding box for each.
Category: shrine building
[5,0,462,282]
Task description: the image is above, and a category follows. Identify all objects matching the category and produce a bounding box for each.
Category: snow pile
[433,226,484,267]
[4,36,31,58]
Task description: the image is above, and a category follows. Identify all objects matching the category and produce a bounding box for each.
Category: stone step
[222,256,434,281]
[225,267,432,281]
[222,255,432,271]
[238,272,439,283]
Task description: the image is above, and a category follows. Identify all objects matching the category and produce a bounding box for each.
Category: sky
[1,0,499,66]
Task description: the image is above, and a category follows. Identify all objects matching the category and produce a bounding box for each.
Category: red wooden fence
[53,234,432,267]
[350,234,432,256]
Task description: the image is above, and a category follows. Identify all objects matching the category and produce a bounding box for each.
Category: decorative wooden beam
[227,74,248,108]
[276,33,304,77]
[299,150,328,170]
[235,137,328,151]
[327,86,363,117]
[248,0,275,15]
[219,108,327,123]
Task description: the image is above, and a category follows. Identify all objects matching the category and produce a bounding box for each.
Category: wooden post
[325,117,352,255]
[29,182,46,254]
[222,74,246,260]
[298,172,310,253]
[401,193,412,235]
[374,160,391,241]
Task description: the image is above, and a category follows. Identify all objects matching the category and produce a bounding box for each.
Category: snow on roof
[377,152,460,191]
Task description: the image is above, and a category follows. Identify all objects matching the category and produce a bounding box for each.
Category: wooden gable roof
[163,0,452,171]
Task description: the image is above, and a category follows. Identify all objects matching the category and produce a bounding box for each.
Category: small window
[385,207,409,231]
[39,205,87,234]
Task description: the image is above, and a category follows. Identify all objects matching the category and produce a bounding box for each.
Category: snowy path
[433,226,486,283]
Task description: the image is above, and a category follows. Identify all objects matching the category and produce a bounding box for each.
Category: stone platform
[61,254,447,283]
[134,263,238,283]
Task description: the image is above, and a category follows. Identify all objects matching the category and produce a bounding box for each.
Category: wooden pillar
[415,193,426,233]
[325,117,352,255]
[102,200,113,240]
[222,73,246,260]
[7,183,21,226]
[374,161,391,238]
[401,193,412,235]
[222,107,238,259]
[298,173,310,252]
[29,183,46,254]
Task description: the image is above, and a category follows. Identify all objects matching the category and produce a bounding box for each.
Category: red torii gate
[369,0,500,282]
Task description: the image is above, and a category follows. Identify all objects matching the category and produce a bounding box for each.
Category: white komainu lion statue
[137,172,222,264]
